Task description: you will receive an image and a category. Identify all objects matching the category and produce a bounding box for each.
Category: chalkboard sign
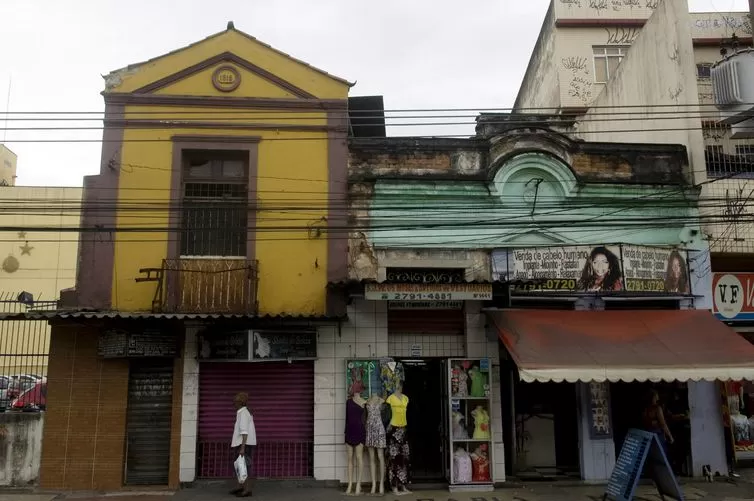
[251,330,316,361]
[198,331,250,360]
[604,429,684,501]
[98,329,177,358]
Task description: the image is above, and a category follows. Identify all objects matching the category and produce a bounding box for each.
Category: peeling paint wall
[0,413,43,487]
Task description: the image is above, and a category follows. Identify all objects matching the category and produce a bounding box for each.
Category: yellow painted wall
[109,29,349,315]
[0,186,82,374]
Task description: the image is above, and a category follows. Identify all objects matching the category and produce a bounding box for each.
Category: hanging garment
[469,368,488,397]
[453,448,472,484]
[345,398,367,446]
[470,451,491,482]
[365,399,387,449]
[456,370,469,397]
[387,425,410,489]
[452,411,468,440]
[471,407,491,440]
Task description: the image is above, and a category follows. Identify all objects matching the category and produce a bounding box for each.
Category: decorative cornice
[104,118,345,133]
[103,93,348,111]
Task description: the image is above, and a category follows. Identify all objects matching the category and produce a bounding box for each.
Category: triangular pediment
[499,229,575,246]
[103,27,351,100]
[136,52,317,99]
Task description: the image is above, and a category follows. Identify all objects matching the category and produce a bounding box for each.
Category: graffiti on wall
[605,27,640,45]
[694,16,753,35]
[559,0,657,12]
[562,56,594,105]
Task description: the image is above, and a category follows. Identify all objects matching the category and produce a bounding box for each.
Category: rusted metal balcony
[139,258,259,314]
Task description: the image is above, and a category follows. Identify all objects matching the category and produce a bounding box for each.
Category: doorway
[400,358,445,483]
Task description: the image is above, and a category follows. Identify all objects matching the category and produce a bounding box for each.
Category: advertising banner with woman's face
[493,244,690,294]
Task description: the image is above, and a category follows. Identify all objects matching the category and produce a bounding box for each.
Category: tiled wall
[388,333,465,358]
[313,299,388,482]
[179,328,200,483]
[313,300,506,483]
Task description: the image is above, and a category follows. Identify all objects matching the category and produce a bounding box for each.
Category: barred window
[180,152,248,257]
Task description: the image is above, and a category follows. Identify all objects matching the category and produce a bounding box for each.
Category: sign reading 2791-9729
[364,283,493,301]
[713,273,754,321]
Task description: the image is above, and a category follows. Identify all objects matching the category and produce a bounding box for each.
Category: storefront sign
[365,283,492,301]
[388,301,464,310]
[587,382,613,439]
[198,330,317,361]
[493,244,690,294]
[198,331,250,360]
[98,329,177,358]
[622,245,690,294]
[409,344,422,357]
[251,330,317,361]
[713,273,754,321]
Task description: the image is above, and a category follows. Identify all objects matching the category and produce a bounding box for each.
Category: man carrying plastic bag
[231,392,256,497]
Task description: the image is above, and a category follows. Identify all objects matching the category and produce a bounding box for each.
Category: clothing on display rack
[470,446,491,482]
[452,411,469,440]
[386,387,411,494]
[471,406,491,440]
[455,366,469,397]
[453,448,472,484]
[469,366,487,398]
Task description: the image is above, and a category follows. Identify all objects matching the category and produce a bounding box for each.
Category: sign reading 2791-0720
[364,283,493,301]
[713,273,754,321]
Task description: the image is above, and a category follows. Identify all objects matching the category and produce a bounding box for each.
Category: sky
[0,0,750,187]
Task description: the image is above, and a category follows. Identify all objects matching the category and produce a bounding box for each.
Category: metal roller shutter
[388,308,465,335]
[198,361,314,479]
[125,360,174,485]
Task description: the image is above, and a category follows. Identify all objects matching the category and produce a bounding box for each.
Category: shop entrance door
[401,358,445,483]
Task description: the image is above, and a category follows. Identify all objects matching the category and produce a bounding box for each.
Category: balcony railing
[139,258,259,314]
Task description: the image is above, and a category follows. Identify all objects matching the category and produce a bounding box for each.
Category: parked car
[10,378,46,411]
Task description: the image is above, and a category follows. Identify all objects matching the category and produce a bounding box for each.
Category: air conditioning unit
[711,48,754,128]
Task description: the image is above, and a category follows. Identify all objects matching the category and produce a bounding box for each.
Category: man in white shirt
[231,392,256,497]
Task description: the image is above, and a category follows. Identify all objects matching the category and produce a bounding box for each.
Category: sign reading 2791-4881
[364,283,493,301]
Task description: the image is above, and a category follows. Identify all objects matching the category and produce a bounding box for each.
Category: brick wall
[40,324,129,490]
[40,324,184,490]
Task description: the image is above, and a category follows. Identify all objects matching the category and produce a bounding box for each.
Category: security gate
[125,360,174,485]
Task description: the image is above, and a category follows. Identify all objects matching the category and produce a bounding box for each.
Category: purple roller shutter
[197,361,314,479]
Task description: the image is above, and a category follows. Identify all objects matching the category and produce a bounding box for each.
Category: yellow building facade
[42,23,351,491]
[0,185,81,375]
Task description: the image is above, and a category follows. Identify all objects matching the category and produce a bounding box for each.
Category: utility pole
[750,0,754,38]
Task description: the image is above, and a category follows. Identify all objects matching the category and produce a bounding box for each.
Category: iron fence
[198,440,313,479]
[0,292,58,411]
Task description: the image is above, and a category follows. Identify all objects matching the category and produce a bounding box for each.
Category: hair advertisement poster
[492,244,690,294]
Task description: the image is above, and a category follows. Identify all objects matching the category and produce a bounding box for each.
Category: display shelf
[446,358,494,488]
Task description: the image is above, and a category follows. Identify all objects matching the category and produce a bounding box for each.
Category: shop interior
[508,380,580,480]
[400,358,445,482]
[610,381,691,476]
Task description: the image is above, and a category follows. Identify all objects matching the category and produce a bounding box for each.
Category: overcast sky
[0,0,749,186]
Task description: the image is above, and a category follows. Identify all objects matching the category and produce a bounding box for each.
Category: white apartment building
[515,1,754,255]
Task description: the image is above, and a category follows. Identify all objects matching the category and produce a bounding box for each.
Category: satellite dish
[17,291,34,306]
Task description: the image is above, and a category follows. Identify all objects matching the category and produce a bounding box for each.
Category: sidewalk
[9,478,754,501]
